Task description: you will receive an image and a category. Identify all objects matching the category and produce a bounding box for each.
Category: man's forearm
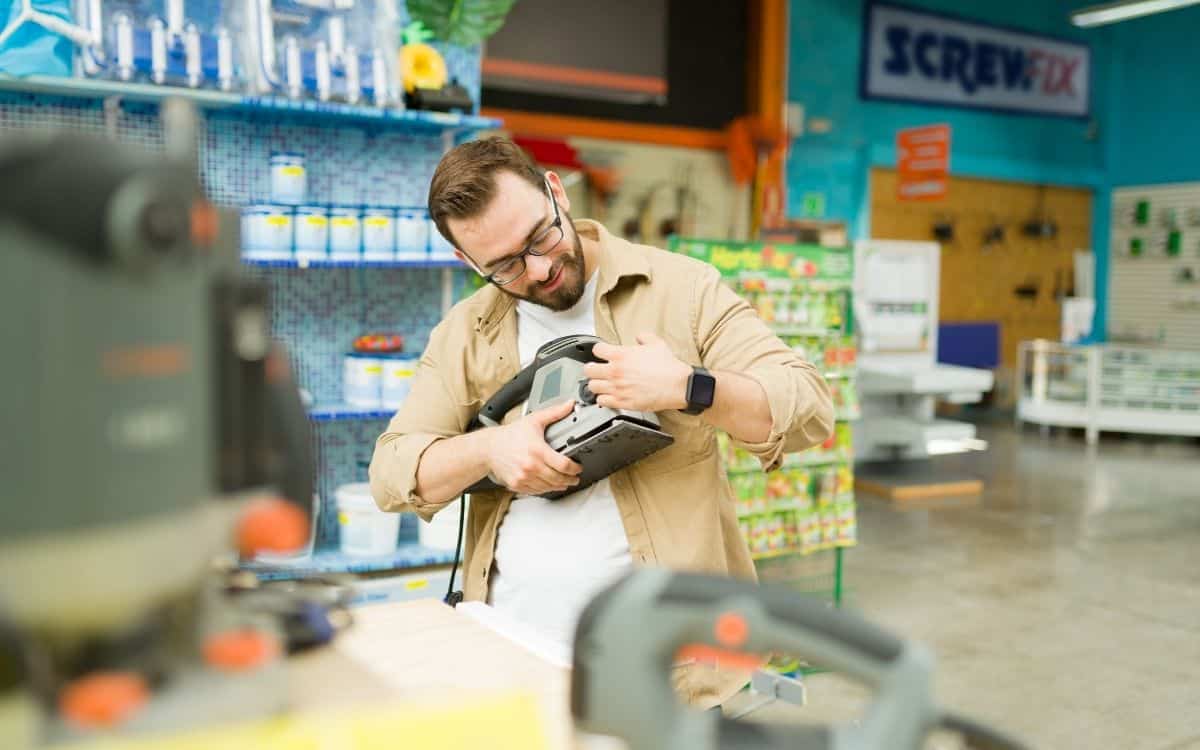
[699,370,773,444]
[413,429,495,505]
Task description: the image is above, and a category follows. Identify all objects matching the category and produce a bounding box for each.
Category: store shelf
[244,545,455,582]
[859,363,995,396]
[1102,370,1199,383]
[739,506,803,519]
[726,452,849,474]
[772,326,844,338]
[751,546,850,562]
[836,407,862,422]
[308,403,395,422]
[243,256,462,269]
[0,75,502,132]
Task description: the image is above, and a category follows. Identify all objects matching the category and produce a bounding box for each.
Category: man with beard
[369,137,833,708]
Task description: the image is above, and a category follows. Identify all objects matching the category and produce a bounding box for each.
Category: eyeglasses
[478,181,565,287]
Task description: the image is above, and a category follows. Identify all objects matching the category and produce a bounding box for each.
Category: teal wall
[786,0,1118,336]
[1103,6,1200,186]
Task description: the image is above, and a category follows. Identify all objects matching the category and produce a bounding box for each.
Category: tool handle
[657,575,904,665]
[468,365,537,430]
[467,334,602,430]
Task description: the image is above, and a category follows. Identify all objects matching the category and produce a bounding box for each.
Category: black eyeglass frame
[463,179,565,287]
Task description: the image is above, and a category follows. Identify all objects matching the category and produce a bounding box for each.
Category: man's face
[450,171,587,312]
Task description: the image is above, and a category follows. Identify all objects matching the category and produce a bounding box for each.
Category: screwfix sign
[861,2,1090,118]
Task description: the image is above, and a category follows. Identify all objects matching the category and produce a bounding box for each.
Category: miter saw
[0,102,320,747]
[573,569,1032,750]
[466,334,675,500]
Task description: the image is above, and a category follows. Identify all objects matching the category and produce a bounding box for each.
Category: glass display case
[1017,340,1200,442]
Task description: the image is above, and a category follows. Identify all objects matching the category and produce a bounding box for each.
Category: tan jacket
[370,220,834,706]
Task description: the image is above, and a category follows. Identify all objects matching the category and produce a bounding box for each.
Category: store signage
[861,2,1090,118]
[897,123,950,201]
[669,238,853,282]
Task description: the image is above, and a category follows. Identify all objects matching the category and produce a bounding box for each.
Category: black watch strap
[682,366,716,415]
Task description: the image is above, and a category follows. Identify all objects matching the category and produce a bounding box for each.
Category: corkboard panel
[869,168,1092,368]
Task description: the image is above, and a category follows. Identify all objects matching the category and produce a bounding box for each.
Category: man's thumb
[531,398,575,425]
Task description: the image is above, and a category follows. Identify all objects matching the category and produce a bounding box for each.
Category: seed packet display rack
[669,237,860,609]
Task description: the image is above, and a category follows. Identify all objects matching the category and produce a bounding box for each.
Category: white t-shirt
[488,273,633,646]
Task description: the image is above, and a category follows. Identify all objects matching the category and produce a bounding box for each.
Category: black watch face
[691,371,716,407]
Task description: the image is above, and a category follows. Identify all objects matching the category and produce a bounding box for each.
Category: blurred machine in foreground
[573,569,1030,750]
[0,102,322,747]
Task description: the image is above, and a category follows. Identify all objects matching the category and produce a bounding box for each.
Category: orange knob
[59,671,149,729]
[236,496,310,559]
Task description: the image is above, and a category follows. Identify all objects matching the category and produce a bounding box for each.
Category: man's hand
[583,332,692,412]
[485,399,582,495]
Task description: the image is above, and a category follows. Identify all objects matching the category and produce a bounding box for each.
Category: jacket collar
[472,219,652,338]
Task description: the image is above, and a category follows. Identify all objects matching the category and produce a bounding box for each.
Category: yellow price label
[393,368,415,377]
[306,216,328,226]
[266,216,290,226]
[332,217,358,227]
[365,365,382,374]
[280,165,305,176]
[338,511,349,525]
[365,217,391,227]
[405,579,429,591]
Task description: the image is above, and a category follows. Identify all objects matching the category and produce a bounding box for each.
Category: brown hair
[427,137,543,249]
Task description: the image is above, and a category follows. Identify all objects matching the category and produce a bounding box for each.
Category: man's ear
[453,249,481,275]
[544,170,572,214]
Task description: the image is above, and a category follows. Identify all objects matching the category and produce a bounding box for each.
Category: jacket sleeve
[691,266,835,472]
[368,321,476,521]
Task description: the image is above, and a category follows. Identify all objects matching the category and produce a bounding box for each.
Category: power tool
[572,569,1032,750]
[0,102,318,746]
[443,334,675,605]
[466,334,675,500]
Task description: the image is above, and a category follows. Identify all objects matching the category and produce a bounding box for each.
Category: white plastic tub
[419,497,467,551]
[336,483,400,557]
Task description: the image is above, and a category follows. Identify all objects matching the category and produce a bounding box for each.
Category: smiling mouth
[542,264,565,290]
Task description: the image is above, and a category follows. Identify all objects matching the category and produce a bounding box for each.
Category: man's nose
[526,253,554,282]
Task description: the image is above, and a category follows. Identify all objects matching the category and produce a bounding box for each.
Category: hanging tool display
[75,0,238,89]
[572,569,1032,750]
[248,0,399,106]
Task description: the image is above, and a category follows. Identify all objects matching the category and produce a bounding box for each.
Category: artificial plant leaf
[406,0,518,47]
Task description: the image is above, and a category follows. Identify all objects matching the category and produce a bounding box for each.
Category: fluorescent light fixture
[1070,0,1200,27]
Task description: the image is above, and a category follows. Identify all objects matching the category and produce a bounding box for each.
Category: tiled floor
[733,422,1200,749]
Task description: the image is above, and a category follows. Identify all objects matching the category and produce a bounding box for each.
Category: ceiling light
[1070,0,1200,27]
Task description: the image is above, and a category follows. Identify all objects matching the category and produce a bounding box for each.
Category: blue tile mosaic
[200,115,450,209]
[250,266,449,404]
[309,417,422,551]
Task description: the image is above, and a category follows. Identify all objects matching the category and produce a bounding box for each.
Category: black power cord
[442,492,467,607]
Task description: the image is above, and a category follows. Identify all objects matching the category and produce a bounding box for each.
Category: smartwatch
[681,366,716,415]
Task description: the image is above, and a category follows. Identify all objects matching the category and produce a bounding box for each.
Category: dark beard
[505,217,587,312]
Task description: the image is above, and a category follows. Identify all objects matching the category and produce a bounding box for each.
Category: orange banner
[897,124,950,201]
